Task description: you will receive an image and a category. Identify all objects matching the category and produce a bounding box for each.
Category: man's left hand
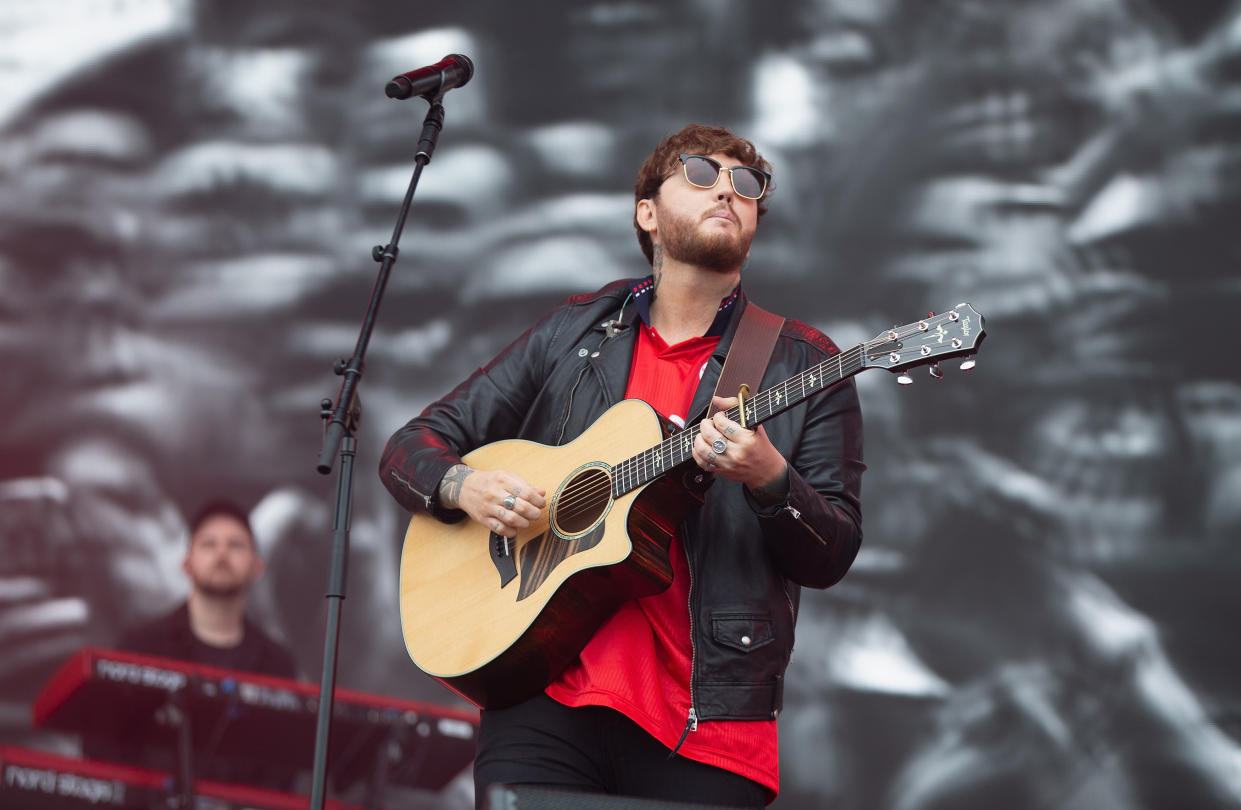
[694,395,788,500]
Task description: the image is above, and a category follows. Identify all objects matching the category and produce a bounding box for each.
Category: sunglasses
[677,154,770,200]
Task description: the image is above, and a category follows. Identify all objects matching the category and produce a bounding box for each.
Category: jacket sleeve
[378,306,566,521]
[746,370,865,589]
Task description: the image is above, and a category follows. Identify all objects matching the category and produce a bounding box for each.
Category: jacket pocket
[711,611,775,653]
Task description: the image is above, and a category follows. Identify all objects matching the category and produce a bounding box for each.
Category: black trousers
[473,693,768,809]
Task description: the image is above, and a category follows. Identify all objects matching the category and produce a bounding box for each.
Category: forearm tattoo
[438,464,474,509]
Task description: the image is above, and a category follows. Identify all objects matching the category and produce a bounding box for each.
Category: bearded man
[381,123,864,808]
[115,499,298,677]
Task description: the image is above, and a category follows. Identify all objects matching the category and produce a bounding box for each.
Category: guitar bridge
[489,531,517,588]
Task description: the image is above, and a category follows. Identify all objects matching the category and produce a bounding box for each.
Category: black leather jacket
[380,278,864,723]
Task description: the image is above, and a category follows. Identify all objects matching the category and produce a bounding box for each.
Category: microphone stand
[163,686,194,810]
[308,92,448,810]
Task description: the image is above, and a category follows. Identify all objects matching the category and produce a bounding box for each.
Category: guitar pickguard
[516,522,606,602]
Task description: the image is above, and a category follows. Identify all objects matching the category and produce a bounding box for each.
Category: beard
[658,206,751,272]
[189,564,250,599]
[194,579,248,599]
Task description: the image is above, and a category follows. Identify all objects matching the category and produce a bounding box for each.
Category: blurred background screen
[1,1,1239,808]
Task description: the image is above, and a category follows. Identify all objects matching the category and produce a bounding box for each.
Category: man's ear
[636,198,658,236]
[248,555,267,583]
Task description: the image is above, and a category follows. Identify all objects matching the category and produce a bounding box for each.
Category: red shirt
[545,321,780,799]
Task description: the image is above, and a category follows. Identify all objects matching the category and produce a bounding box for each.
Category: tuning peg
[929,363,943,380]
[959,356,976,371]
[896,372,914,385]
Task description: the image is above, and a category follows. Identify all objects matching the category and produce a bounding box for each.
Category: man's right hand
[438,464,546,539]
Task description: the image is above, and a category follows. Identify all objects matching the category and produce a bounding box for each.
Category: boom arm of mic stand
[309,95,448,810]
[317,96,444,473]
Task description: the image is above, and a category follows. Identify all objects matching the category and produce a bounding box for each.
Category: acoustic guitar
[399,304,985,708]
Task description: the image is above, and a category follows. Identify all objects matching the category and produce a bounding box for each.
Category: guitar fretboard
[611,343,866,497]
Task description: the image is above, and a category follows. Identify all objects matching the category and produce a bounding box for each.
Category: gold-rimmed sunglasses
[678,154,770,200]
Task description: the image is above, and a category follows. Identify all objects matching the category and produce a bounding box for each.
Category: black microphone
[385,54,475,100]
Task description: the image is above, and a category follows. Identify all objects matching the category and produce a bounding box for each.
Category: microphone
[385,54,475,100]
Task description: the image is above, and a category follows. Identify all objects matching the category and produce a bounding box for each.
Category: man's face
[647,151,760,272]
[183,514,262,599]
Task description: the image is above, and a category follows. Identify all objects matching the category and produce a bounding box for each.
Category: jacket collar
[630,275,741,338]
[589,278,752,420]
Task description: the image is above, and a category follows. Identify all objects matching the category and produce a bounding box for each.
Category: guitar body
[398,399,703,709]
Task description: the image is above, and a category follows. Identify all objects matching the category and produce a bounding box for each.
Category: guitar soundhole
[552,466,612,537]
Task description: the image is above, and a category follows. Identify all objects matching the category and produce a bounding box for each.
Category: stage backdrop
[2,1,1239,808]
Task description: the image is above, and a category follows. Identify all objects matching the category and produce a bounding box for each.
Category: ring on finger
[711,438,727,454]
[503,494,517,510]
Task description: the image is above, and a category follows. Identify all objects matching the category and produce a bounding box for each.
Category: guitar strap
[708,301,785,419]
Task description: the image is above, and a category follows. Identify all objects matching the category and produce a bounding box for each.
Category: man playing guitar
[380,123,864,808]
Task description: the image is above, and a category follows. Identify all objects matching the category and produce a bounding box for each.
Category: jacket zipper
[388,469,433,510]
[670,532,697,757]
[556,318,623,446]
[556,364,591,446]
[783,504,829,547]
[671,707,697,756]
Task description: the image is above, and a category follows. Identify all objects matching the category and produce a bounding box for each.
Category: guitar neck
[611,343,866,497]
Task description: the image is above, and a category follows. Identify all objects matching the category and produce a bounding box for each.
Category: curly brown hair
[633,123,774,266]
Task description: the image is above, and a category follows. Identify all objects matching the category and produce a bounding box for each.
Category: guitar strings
[552,473,615,523]
[554,345,867,518]
[551,471,614,518]
[551,419,708,517]
[547,326,944,516]
[572,342,869,504]
[539,322,961,530]
[606,319,955,490]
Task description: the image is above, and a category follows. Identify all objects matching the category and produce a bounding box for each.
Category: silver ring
[711,438,727,454]
[502,494,517,510]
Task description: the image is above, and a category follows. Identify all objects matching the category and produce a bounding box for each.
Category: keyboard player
[84,499,298,786]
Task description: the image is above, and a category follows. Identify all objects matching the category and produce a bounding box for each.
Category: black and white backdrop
[2,1,1239,808]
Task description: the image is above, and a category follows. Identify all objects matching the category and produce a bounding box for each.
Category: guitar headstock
[862,303,986,379]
